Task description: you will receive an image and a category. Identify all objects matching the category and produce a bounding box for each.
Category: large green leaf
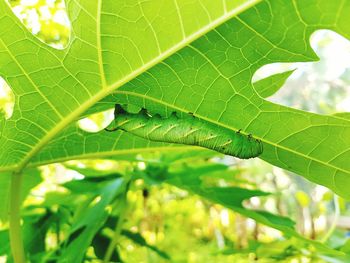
[1,0,350,200]
[27,0,350,198]
[0,0,259,172]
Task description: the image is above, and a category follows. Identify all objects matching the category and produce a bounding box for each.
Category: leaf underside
[0,0,350,200]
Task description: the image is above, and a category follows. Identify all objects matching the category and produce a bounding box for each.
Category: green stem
[103,173,133,262]
[103,189,129,263]
[321,195,340,243]
[9,172,26,263]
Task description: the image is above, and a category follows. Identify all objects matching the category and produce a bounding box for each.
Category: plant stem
[321,195,340,243]
[103,189,129,263]
[9,172,26,263]
[103,173,133,263]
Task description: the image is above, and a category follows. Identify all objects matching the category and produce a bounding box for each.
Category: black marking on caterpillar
[106,104,263,159]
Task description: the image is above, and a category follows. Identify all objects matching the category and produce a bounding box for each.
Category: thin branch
[321,195,340,243]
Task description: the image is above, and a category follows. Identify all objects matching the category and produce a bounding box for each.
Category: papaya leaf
[253,70,295,98]
[0,0,259,173]
[29,0,350,199]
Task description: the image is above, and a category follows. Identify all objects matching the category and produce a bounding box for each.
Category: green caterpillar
[106,104,263,159]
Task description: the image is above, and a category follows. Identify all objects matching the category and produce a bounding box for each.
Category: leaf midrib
[8,0,262,173]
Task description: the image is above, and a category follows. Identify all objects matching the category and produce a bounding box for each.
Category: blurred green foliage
[2,153,348,262]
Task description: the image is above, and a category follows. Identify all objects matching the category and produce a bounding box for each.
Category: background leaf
[253,70,295,98]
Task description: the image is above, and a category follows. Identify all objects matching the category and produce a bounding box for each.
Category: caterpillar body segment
[108,104,263,159]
